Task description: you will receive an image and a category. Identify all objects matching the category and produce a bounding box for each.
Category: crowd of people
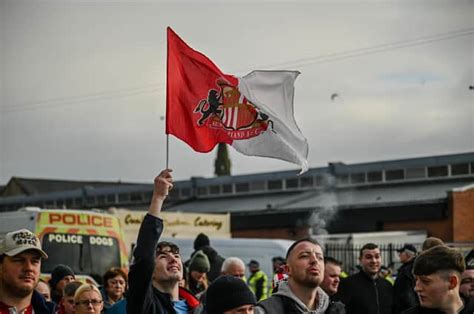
[0,168,473,314]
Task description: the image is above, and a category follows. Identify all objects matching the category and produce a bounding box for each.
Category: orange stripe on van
[37,227,57,241]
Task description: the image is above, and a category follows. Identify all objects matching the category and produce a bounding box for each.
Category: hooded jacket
[254,281,345,314]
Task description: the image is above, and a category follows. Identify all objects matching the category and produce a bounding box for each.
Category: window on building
[144,192,153,202]
[235,182,250,193]
[301,176,314,188]
[65,199,73,208]
[268,180,283,190]
[337,175,349,185]
[250,181,266,191]
[286,178,298,189]
[315,175,325,186]
[367,171,383,182]
[222,184,233,194]
[209,185,221,195]
[385,169,404,181]
[428,165,448,178]
[181,188,191,197]
[197,187,208,196]
[131,192,142,202]
[118,193,129,202]
[86,197,95,205]
[107,194,116,203]
[406,167,426,179]
[74,198,83,207]
[169,188,179,199]
[471,162,474,174]
[97,195,106,205]
[350,173,365,184]
[451,163,469,176]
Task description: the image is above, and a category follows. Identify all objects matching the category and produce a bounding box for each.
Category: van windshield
[41,233,121,281]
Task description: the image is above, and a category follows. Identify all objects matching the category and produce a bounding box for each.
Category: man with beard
[254,238,345,313]
[0,229,55,314]
[336,243,393,314]
[127,169,200,314]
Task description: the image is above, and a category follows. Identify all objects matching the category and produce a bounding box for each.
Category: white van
[161,237,293,279]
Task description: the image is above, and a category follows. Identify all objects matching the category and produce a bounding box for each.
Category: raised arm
[148,169,174,217]
[127,169,173,314]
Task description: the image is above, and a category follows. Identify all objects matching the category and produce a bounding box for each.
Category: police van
[0,207,129,284]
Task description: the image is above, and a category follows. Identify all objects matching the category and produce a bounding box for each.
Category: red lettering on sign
[78,215,89,226]
[47,212,113,227]
[104,217,112,228]
[63,214,75,225]
[49,213,61,224]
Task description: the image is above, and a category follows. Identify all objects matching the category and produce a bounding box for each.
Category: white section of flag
[232,70,309,173]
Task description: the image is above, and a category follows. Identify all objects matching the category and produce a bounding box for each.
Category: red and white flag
[166,27,308,173]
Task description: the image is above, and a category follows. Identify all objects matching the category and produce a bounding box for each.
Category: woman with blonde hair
[74,284,104,314]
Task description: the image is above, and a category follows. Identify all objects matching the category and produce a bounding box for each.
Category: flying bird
[330,93,339,101]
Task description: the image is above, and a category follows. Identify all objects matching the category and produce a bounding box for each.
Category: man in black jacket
[393,244,419,313]
[336,243,393,314]
[0,229,55,314]
[127,169,200,314]
[401,245,474,314]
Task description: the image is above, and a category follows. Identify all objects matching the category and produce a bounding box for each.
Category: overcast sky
[0,0,473,185]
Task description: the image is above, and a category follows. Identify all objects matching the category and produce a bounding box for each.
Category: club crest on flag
[193,78,273,140]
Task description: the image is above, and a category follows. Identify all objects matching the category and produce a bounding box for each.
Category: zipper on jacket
[373,279,380,314]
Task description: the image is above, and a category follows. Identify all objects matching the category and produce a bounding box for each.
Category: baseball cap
[0,229,48,258]
[396,244,417,255]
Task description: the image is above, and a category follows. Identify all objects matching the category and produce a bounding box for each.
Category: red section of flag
[166,27,238,152]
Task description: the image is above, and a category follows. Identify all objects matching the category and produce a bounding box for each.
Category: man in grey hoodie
[254,238,345,314]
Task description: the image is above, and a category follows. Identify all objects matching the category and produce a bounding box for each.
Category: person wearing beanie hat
[205,275,257,314]
[187,250,211,297]
[49,264,75,304]
[194,233,210,251]
[186,234,225,283]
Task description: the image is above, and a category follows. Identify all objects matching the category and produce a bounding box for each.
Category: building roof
[0,177,142,197]
[1,151,473,213]
[164,179,468,214]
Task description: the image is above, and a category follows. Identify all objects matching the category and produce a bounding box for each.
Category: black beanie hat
[189,250,211,273]
[205,275,257,314]
[49,264,75,289]
[194,233,210,250]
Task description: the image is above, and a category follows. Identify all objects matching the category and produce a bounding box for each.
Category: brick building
[1,152,473,242]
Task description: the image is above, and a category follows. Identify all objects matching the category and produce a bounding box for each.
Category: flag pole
[166,134,169,169]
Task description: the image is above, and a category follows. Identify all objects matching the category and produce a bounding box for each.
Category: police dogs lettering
[12,231,39,246]
[194,78,274,140]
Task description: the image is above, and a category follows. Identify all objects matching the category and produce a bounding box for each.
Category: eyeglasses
[75,299,103,307]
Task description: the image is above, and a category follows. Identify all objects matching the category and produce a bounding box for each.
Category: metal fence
[324,243,404,274]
